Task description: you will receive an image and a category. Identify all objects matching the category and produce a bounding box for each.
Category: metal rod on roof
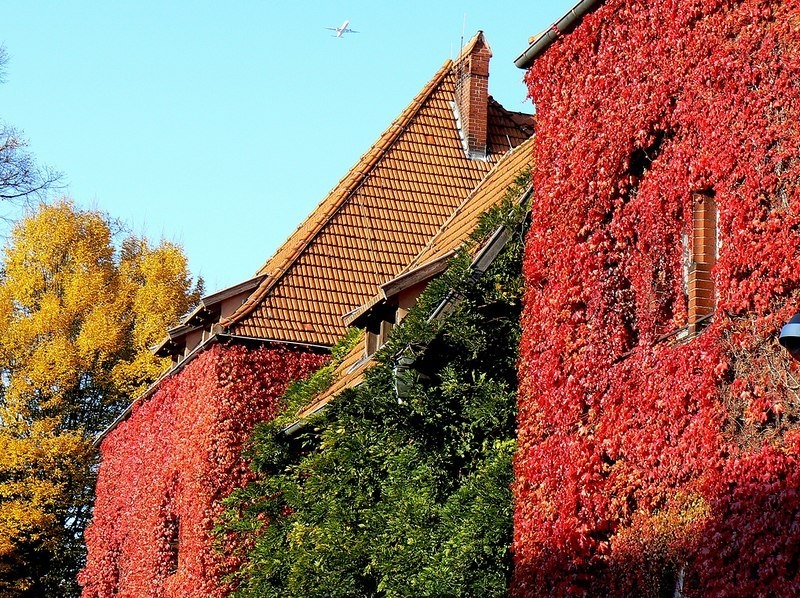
[428,185,533,322]
[217,333,332,352]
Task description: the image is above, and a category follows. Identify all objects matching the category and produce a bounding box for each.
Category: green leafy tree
[222,174,530,597]
[0,200,201,596]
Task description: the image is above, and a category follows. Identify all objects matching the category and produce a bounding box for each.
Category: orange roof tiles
[398,135,534,278]
[295,331,369,419]
[292,138,535,421]
[221,33,533,347]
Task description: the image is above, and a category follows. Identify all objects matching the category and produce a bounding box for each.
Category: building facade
[514,1,800,595]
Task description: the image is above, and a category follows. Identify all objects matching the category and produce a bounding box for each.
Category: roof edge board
[380,251,455,299]
[201,274,268,308]
[343,250,456,328]
[151,274,269,355]
[344,251,455,328]
[342,292,386,327]
[168,323,201,339]
[181,302,212,326]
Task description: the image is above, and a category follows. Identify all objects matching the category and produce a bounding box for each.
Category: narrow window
[687,190,717,332]
[364,305,397,357]
[164,513,180,576]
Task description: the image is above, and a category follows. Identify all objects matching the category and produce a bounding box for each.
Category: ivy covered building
[80,1,800,595]
[514,0,800,595]
[80,33,534,597]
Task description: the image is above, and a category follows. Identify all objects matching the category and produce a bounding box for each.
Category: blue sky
[2,1,576,293]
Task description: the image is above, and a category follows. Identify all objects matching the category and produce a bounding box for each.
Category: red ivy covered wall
[515,0,800,595]
[79,344,326,598]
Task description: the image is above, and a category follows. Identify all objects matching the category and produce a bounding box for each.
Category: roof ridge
[220,56,457,329]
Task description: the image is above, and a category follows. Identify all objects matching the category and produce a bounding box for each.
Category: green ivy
[220,171,530,597]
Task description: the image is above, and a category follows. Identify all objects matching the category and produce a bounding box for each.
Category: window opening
[687,190,717,333]
[164,512,180,576]
[364,304,397,357]
[365,318,394,357]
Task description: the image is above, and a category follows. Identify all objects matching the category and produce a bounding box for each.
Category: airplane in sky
[326,20,359,38]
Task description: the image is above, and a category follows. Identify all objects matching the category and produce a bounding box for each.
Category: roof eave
[381,252,455,300]
[200,274,267,309]
[151,275,269,357]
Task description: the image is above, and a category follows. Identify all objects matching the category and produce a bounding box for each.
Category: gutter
[281,419,307,437]
[280,375,370,438]
[280,399,330,437]
[514,0,600,69]
[215,333,331,353]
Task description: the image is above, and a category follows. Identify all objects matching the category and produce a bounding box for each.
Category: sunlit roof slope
[295,137,535,420]
[220,32,533,346]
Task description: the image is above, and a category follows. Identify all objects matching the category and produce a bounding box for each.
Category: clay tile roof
[398,135,534,278]
[220,32,533,347]
[295,331,369,419]
[298,138,535,417]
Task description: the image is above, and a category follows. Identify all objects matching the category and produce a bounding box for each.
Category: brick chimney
[454,32,491,160]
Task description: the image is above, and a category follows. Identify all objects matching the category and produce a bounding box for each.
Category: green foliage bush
[221,173,530,597]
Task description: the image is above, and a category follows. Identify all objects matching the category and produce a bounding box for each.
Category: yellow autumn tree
[0,200,201,596]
